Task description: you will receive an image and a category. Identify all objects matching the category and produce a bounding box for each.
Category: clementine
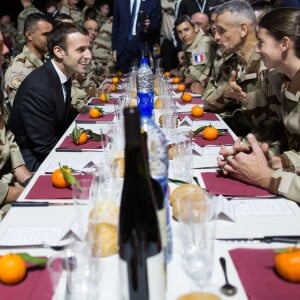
[202,126,218,140]
[52,167,71,188]
[164,71,171,78]
[177,83,185,92]
[191,105,204,117]
[172,76,180,84]
[78,132,88,145]
[111,76,119,84]
[181,93,193,103]
[0,253,27,285]
[275,249,300,282]
[89,107,101,119]
[111,84,117,92]
[99,93,109,102]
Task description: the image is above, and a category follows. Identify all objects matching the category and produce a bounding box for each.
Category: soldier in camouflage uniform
[92,16,115,76]
[203,0,282,146]
[60,0,83,24]
[95,1,110,29]
[217,7,300,203]
[5,13,53,107]
[15,0,40,54]
[82,0,96,17]
[174,15,217,94]
[0,33,32,212]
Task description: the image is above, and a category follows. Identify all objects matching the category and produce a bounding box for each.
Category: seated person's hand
[177,51,184,64]
[223,70,248,103]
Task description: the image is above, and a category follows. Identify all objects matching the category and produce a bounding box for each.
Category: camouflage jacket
[203,50,283,143]
[15,5,40,54]
[160,0,177,42]
[5,46,44,106]
[60,4,83,24]
[180,30,217,86]
[0,112,24,205]
[92,17,115,75]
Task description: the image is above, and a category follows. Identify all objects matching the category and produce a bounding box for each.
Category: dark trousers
[161,39,179,71]
[117,37,141,74]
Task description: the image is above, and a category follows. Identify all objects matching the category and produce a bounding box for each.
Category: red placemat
[75,113,115,123]
[0,264,53,300]
[26,174,93,199]
[230,248,300,299]
[176,97,203,105]
[177,112,218,121]
[193,132,235,146]
[89,97,118,105]
[56,136,104,151]
[201,171,273,197]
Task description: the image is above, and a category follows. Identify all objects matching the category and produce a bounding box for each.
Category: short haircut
[174,15,195,28]
[47,22,89,58]
[54,13,74,24]
[24,13,52,36]
[215,0,257,29]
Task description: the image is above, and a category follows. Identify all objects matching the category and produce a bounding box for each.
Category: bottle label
[157,208,166,248]
[146,251,166,300]
[119,251,165,300]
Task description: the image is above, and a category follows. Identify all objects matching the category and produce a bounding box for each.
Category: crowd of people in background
[0,0,300,211]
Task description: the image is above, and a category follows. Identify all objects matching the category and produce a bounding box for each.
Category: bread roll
[170,184,205,220]
[178,292,221,300]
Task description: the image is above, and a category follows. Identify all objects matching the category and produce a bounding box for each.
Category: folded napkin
[201,172,273,197]
[0,265,53,300]
[230,248,300,299]
[56,136,104,151]
[193,132,235,146]
[75,113,115,123]
[89,97,118,105]
[176,97,203,106]
[26,174,93,199]
[177,112,218,121]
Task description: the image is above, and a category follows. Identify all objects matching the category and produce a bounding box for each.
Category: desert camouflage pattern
[0,110,24,205]
[60,4,83,24]
[160,0,177,42]
[0,23,17,46]
[5,46,44,107]
[180,30,216,86]
[203,50,283,144]
[71,60,99,111]
[15,5,40,54]
[92,17,115,75]
[96,15,108,30]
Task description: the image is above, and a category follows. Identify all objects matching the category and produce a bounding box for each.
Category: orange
[164,71,171,77]
[191,105,204,117]
[112,76,119,84]
[172,76,180,84]
[89,107,101,119]
[181,93,193,102]
[99,93,109,102]
[177,83,185,92]
[52,167,71,188]
[202,126,219,140]
[111,84,117,92]
[275,249,300,282]
[78,132,88,145]
[0,253,27,285]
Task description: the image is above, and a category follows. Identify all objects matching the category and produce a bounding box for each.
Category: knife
[12,201,73,207]
[217,236,300,244]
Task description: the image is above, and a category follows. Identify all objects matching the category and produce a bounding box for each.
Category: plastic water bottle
[137,58,154,115]
[137,58,173,263]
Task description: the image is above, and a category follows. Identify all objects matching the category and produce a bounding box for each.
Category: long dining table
[1,80,300,300]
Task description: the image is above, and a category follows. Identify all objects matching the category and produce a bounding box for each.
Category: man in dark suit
[8,23,92,171]
[112,0,161,73]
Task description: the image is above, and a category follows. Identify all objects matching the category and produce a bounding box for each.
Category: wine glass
[176,191,217,296]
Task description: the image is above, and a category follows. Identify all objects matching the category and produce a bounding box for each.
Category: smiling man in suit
[112,0,161,73]
[8,23,92,171]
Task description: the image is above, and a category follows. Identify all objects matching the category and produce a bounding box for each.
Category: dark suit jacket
[7,60,76,171]
[112,0,161,56]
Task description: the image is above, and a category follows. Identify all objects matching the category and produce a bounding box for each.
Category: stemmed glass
[176,191,217,296]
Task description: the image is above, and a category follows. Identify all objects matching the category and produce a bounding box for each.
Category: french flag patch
[192,49,206,65]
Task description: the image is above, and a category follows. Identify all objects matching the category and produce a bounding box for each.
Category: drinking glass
[171,129,193,183]
[176,192,216,293]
